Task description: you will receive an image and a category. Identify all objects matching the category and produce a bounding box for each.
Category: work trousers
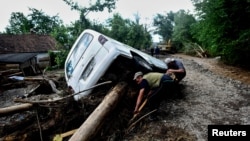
[147,74,174,113]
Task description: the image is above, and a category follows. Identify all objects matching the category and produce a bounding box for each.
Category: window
[66,33,93,78]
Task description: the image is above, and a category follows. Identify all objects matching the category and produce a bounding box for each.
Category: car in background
[65,29,167,101]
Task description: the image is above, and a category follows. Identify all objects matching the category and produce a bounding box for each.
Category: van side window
[71,33,93,67]
[66,33,93,77]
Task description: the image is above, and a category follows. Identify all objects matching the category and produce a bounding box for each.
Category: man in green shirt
[133,71,174,120]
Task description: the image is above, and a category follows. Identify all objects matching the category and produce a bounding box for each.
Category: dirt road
[124,54,250,141]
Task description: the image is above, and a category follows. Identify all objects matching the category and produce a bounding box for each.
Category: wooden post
[69,82,127,141]
[0,103,33,115]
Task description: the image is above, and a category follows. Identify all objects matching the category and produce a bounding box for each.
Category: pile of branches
[192,44,209,58]
[0,73,137,141]
[183,42,209,58]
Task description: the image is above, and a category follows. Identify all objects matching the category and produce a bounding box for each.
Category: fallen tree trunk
[69,82,128,141]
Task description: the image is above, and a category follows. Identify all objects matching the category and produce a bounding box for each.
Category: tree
[153,10,196,52]
[191,0,250,67]
[63,0,117,16]
[5,8,63,35]
[170,10,197,52]
[107,13,130,43]
[153,11,174,42]
[107,13,152,49]
[50,25,73,49]
[5,12,32,34]
[127,22,151,49]
[172,10,196,43]
[28,8,63,34]
[62,0,117,36]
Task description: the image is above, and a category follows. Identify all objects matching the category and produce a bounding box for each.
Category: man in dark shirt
[164,58,186,83]
[155,46,160,58]
[150,47,154,56]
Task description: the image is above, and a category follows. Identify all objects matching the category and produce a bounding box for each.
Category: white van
[65,29,167,101]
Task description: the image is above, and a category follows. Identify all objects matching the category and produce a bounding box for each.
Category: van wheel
[133,56,152,72]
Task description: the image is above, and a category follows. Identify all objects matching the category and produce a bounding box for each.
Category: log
[48,79,61,94]
[69,82,128,141]
[0,103,33,115]
[7,71,23,77]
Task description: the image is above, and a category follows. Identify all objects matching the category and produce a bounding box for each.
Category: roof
[0,34,58,54]
[0,53,37,64]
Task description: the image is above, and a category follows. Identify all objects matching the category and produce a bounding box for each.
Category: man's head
[164,58,175,66]
[133,71,143,84]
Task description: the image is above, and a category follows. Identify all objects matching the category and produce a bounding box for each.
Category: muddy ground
[122,54,250,141]
[0,54,250,141]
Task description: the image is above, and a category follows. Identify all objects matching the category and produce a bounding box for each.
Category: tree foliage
[191,0,250,67]
[153,12,174,41]
[153,10,196,52]
[107,13,152,49]
[62,0,117,36]
[107,13,130,43]
[28,8,63,34]
[172,10,196,42]
[6,8,63,35]
[172,10,197,53]
[5,12,31,34]
[63,0,117,16]
[127,23,152,49]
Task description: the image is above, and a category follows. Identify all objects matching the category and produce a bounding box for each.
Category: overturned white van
[65,29,167,101]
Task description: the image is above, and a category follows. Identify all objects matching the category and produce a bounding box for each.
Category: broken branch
[0,103,33,115]
[14,81,112,104]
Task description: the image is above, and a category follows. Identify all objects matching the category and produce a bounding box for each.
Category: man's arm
[166,68,185,74]
[134,88,145,114]
[166,61,185,74]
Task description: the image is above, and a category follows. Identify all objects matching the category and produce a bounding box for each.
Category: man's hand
[133,88,144,114]
[166,69,173,74]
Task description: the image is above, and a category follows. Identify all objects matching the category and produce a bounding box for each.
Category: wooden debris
[126,109,157,133]
[193,44,208,58]
[0,103,33,115]
[14,81,112,104]
[2,110,61,140]
[0,69,20,76]
[69,82,128,141]
[48,79,61,94]
[53,129,78,141]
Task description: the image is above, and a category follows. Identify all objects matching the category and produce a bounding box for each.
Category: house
[0,34,59,76]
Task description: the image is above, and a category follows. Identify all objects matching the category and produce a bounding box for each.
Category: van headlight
[66,61,73,78]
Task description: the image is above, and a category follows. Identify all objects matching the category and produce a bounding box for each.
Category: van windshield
[66,33,93,77]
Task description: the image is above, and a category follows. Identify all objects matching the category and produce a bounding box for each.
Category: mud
[123,54,250,141]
